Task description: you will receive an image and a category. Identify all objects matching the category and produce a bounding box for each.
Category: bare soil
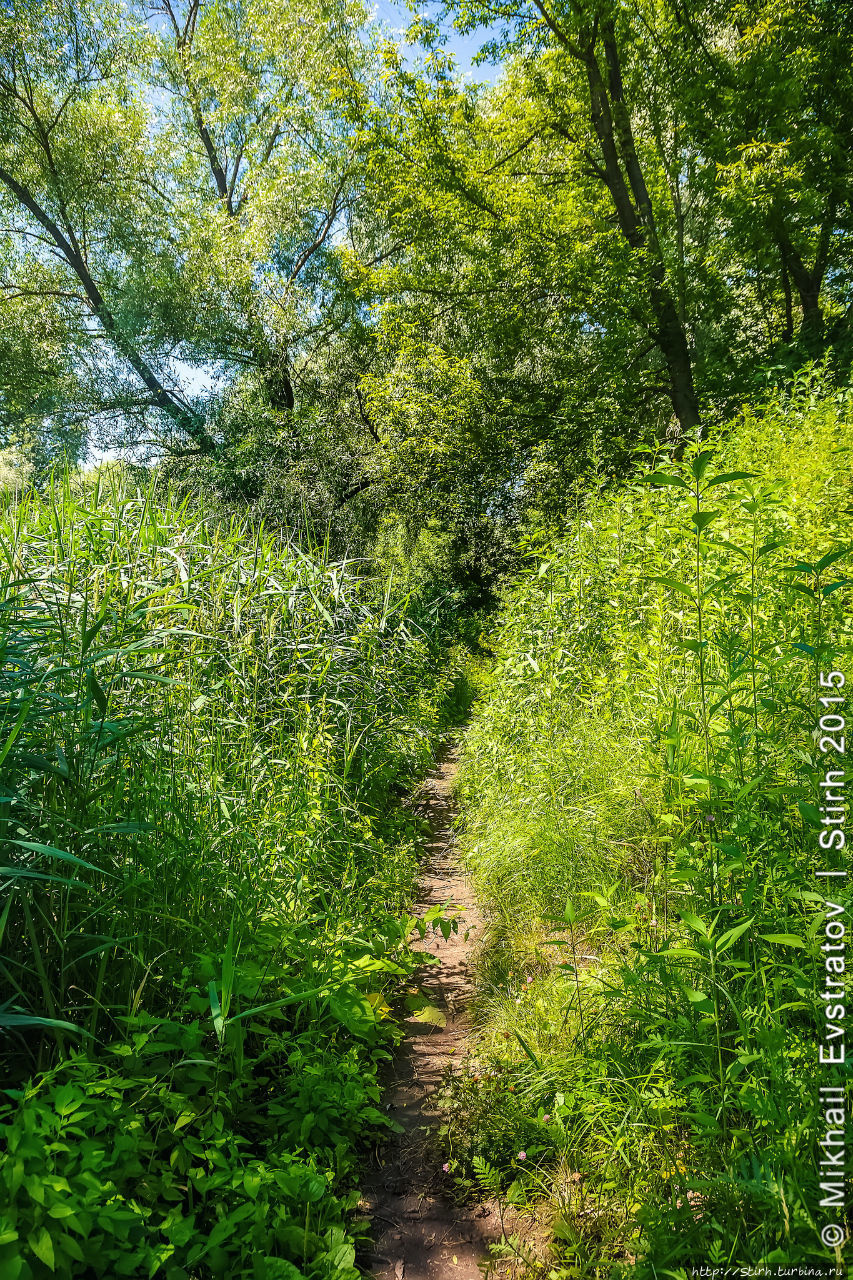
[360,746,499,1280]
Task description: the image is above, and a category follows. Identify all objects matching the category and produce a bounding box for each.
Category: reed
[0,469,454,1279]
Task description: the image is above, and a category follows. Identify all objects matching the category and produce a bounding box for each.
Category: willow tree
[0,0,373,462]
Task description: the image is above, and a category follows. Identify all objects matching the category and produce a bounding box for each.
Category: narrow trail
[361,745,498,1280]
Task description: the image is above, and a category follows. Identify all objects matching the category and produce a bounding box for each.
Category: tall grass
[448,371,851,1273]
[0,470,454,1279]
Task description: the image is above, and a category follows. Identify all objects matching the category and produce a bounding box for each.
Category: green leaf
[679,911,709,938]
[798,801,822,829]
[653,942,701,962]
[27,1227,54,1271]
[208,980,225,1045]
[704,471,756,489]
[647,575,696,601]
[816,547,851,573]
[46,1205,75,1220]
[87,670,108,718]
[734,776,763,803]
[0,694,34,769]
[221,915,237,1023]
[0,867,89,889]
[715,917,754,956]
[643,471,690,490]
[691,510,720,533]
[685,1109,722,1134]
[328,986,376,1038]
[758,934,806,948]
[691,451,713,481]
[0,1014,90,1036]
[54,1084,83,1116]
[82,611,110,654]
[8,840,106,875]
[226,982,329,1024]
[404,995,446,1026]
[514,1030,542,1068]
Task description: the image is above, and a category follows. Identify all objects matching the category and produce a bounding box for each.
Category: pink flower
[526,975,533,984]
[517,1151,527,1161]
[442,1162,450,1173]
[542,1115,550,1124]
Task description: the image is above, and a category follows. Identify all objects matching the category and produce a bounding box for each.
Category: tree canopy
[0,0,850,558]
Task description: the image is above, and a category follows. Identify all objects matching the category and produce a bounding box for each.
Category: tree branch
[0,163,217,453]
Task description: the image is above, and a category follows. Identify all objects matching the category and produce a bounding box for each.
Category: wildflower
[526,975,533,984]
[517,1150,527,1161]
[542,1114,550,1124]
[442,1162,450,1173]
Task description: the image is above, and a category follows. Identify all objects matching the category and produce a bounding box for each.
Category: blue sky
[369,0,504,82]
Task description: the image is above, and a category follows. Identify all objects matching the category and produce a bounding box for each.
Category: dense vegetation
[449,376,851,1272]
[1,0,851,1273]
[0,474,460,1277]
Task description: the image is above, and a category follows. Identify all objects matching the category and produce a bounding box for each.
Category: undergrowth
[0,472,457,1279]
[448,370,852,1274]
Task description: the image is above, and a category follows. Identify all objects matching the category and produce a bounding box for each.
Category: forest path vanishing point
[361,744,498,1280]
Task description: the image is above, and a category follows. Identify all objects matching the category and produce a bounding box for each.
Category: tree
[0,0,374,463]
[407,0,705,440]
[670,0,853,350]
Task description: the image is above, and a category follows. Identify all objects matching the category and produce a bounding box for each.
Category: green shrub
[0,1033,375,1279]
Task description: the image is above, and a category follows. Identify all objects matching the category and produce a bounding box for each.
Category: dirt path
[360,745,498,1280]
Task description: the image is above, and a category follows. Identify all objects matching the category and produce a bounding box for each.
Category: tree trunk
[777,205,836,350]
[656,294,700,435]
[579,24,700,438]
